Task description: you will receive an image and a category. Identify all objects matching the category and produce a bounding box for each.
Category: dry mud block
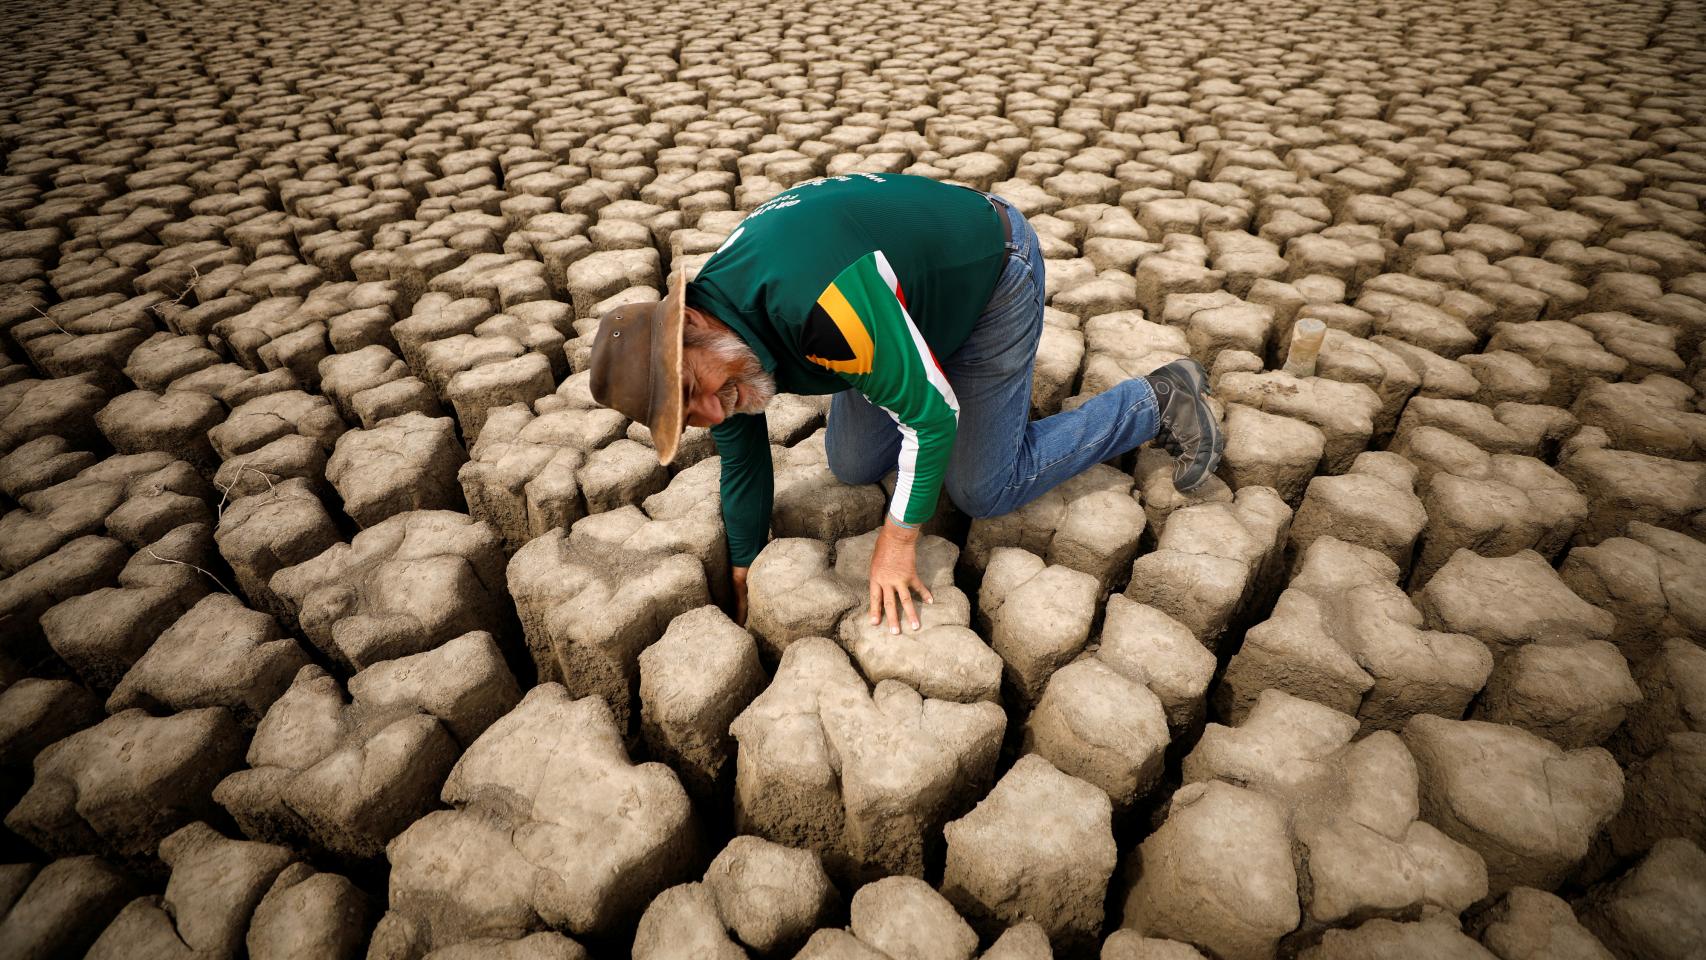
[414,932,588,959]
[1119,779,1299,960]
[0,375,107,455]
[96,388,225,472]
[36,522,215,688]
[631,884,750,960]
[216,631,518,860]
[1602,732,1706,867]
[1558,446,1706,547]
[390,297,498,375]
[1484,321,1628,409]
[458,401,636,552]
[0,679,102,793]
[318,345,440,430]
[1390,396,1578,465]
[20,532,188,682]
[1100,932,1210,960]
[0,856,138,960]
[1222,537,1492,731]
[1125,486,1291,651]
[1420,551,1615,653]
[272,509,508,671]
[1562,522,1706,667]
[0,451,212,575]
[1572,378,1706,462]
[245,861,371,960]
[978,547,1100,707]
[373,686,693,954]
[637,606,765,802]
[771,429,888,542]
[795,876,1047,960]
[1214,371,1382,473]
[1474,887,1613,960]
[0,436,97,502]
[1145,690,1485,954]
[1159,290,1275,366]
[107,593,308,727]
[1084,593,1214,740]
[507,459,723,729]
[731,638,1004,883]
[1402,715,1622,896]
[745,531,999,703]
[1420,551,1636,746]
[1308,330,1424,441]
[634,835,839,958]
[84,822,294,960]
[6,707,244,864]
[1287,452,1425,578]
[1033,308,1086,418]
[1476,640,1641,750]
[210,291,343,389]
[208,389,346,498]
[1297,917,1497,960]
[1216,401,1326,506]
[327,412,468,527]
[943,754,1116,951]
[116,333,236,398]
[214,477,342,627]
[1615,639,1706,762]
[761,393,832,448]
[1022,650,1174,810]
[416,323,560,444]
[1565,303,1695,382]
[963,463,1145,593]
[1075,310,1190,402]
[1133,445,1235,539]
[1577,838,1706,960]
[1396,430,1587,589]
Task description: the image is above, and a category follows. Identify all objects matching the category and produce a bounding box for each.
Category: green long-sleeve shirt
[685,173,1006,567]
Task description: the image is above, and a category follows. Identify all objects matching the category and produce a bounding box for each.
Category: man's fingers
[900,588,920,632]
[883,586,900,635]
[869,583,882,626]
[911,576,934,606]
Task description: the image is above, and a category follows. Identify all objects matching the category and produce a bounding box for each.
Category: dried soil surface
[1,0,1704,957]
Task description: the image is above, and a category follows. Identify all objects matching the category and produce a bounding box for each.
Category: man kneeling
[590,173,1223,634]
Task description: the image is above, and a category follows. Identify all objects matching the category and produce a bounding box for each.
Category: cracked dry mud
[1,0,1704,957]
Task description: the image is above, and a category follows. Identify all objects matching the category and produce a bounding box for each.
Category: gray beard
[720,366,777,415]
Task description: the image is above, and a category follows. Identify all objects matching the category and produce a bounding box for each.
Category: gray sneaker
[1145,358,1225,493]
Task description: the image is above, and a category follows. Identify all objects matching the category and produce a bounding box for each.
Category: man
[590,173,1223,635]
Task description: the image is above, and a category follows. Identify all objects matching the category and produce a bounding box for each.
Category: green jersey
[686,173,1006,567]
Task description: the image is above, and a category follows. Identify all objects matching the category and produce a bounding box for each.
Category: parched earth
[0,0,1703,956]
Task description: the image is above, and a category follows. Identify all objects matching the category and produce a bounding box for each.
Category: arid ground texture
[0,0,1704,957]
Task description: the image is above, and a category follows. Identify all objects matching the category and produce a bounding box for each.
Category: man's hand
[867,516,933,634]
[732,566,749,627]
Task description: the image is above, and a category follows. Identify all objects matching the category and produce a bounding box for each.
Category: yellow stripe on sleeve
[809,282,876,375]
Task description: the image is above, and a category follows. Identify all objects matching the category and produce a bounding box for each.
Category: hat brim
[645,265,687,465]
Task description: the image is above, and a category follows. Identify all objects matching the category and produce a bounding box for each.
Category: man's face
[681,317,774,428]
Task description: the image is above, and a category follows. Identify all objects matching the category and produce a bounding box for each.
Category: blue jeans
[825,192,1161,519]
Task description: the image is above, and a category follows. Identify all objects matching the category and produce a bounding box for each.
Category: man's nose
[694,389,725,425]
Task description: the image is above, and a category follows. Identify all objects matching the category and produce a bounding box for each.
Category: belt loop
[987,194,1015,245]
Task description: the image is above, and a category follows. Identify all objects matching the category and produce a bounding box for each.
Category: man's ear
[683,305,711,329]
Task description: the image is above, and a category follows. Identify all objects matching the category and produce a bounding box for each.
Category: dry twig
[214,460,278,519]
[144,547,234,594]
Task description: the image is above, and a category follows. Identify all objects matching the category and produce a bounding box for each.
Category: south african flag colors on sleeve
[804,250,960,525]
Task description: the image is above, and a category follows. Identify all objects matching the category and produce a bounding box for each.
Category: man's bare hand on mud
[731,566,749,626]
[867,516,933,635]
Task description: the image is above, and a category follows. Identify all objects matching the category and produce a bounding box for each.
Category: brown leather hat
[588,266,686,465]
